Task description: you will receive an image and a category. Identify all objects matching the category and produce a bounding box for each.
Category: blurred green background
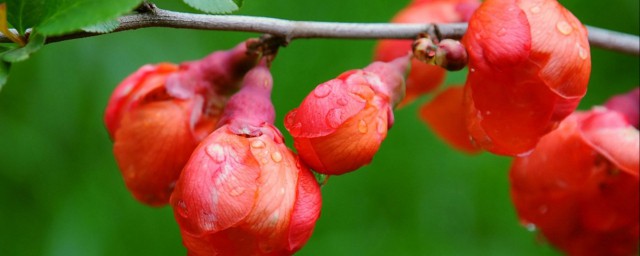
[0,0,638,255]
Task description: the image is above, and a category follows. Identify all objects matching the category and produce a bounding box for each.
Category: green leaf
[5,0,47,34]
[2,32,45,62]
[183,0,244,14]
[82,19,120,33]
[6,0,142,36]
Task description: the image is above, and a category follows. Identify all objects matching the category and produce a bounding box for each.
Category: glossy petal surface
[462,0,590,156]
[510,111,639,256]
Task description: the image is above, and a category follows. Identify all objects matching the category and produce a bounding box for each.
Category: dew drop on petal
[206,143,226,163]
[358,119,368,134]
[577,43,588,60]
[337,97,348,106]
[251,140,265,149]
[516,148,535,157]
[525,223,537,232]
[229,187,246,196]
[470,68,476,73]
[176,200,188,217]
[271,151,283,163]
[313,83,332,98]
[530,6,540,13]
[326,108,344,128]
[285,112,296,126]
[497,28,507,37]
[290,122,302,134]
[556,21,573,35]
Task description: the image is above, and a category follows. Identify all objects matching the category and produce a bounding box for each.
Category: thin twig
[1,8,638,55]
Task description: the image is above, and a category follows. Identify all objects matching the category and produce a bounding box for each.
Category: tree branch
[1,8,638,56]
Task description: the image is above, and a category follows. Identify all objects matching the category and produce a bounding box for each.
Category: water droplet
[358,119,368,134]
[376,117,386,134]
[556,21,573,35]
[206,143,225,163]
[313,83,332,98]
[577,43,588,60]
[470,68,476,73]
[176,200,188,217]
[271,151,283,162]
[337,97,348,106]
[516,149,535,157]
[285,111,296,126]
[251,140,265,148]
[289,122,302,134]
[326,108,343,128]
[530,6,540,13]
[525,223,537,232]
[497,28,507,37]
[230,187,245,196]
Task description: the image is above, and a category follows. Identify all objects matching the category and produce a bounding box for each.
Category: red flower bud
[462,0,591,156]
[419,86,479,153]
[510,91,639,255]
[374,0,480,107]
[285,57,408,175]
[170,65,322,256]
[104,40,259,206]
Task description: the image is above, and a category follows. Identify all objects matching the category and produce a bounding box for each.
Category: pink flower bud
[104,40,259,206]
[170,65,322,255]
[285,57,408,175]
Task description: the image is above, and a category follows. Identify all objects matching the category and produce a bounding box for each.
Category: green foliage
[2,32,45,62]
[183,0,244,14]
[5,0,142,36]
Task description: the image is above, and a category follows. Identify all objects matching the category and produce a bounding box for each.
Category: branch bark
[1,8,638,56]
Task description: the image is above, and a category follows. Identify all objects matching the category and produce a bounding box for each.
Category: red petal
[113,99,197,206]
[286,162,322,252]
[580,109,640,176]
[104,63,178,138]
[464,0,531,70]
[519,0,591,98]
[419,86,480,153]
[510,113,640,255]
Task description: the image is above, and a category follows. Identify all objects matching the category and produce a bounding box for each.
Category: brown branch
[1,8,638,56]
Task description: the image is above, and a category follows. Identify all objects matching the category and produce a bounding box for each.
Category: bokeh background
[0,0,638,255]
